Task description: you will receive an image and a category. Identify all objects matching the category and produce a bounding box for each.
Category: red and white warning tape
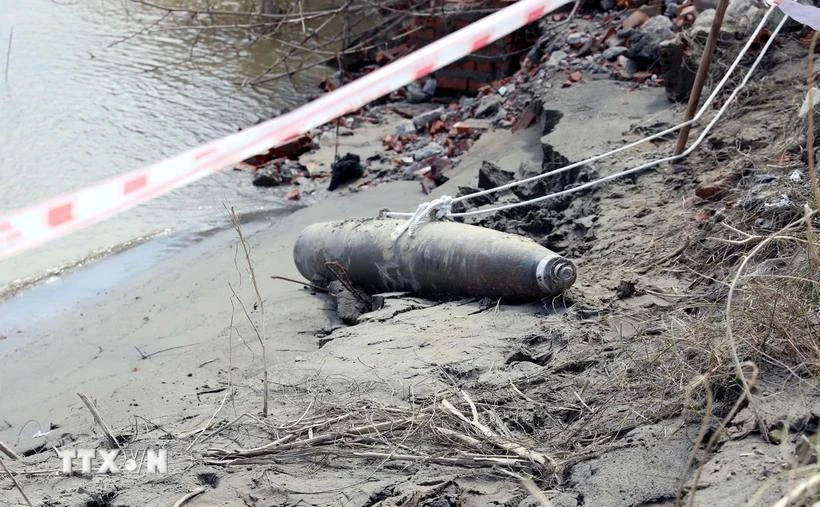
[0,0,572,261]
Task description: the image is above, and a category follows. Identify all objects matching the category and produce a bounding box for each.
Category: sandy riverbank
[1,47,818,506]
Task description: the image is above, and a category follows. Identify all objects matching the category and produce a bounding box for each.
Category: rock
[689,8,715,39]
[422,77,437,96]
[492,107,507,124]
[456,185,495,206]
[406,77,437,103]
[412,142,444,161]
[546,50,568,68]
[327,281,369,324]
[660,37,695,102]
[566,32,589,47]
[602,45,628,61]
[477,160,515,190]
[458,96,476,110]
[724,0,765,36]
[576,216,595,230]
[395,120,417,136]
[665,0,684,17]
[641,14,675,38]
[475,94,503,118]
[285,187,300,200]
[281,160,309,179]
[615,280,637,299]
[412,107,444,130]
[252,168,283,187]
[675,5,699,28]
[628,15,675,66]
[617,55,639,79]
[328,153,364,191]
[524,44,543,67]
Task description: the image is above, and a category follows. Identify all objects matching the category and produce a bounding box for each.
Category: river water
[0,0,335,293]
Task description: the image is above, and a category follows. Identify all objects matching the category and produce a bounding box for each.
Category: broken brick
[429,120,446,135]
[285,188,300,200]
[623,11,649,29]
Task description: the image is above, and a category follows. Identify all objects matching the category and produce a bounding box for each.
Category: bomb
[293,219,576,302]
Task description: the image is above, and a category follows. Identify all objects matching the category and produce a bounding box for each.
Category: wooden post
[674,0,731,155]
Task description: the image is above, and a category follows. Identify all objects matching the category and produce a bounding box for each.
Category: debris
[724,0,766,37]
[799,87,820,117]
[675,5,699,29]
[623,10,650,29]
[628,15,675,66]
[695,165,743,201]
[281,160,309,179]
[328,153,365,191]
[475,94,504,118]
[511,106,536,133]
[478,160,515,190]
[456,185,495,206]
[268,134,313,159]
[285,188,300,201]
[413,107,444,130]
[396,120,417,136]
[615,280,637,299]
[252,167,283,187]
[412,142,444,161]
[324,262,384,324]
[602,45,628,61]
[566,32,590,48]
[453,119,492,135]
[546,50,568,68]
[327,281,374,324]
[617,55,639,79]
[660,37,696,102]
[765,194,791,208]
[429,120,446,135]
[569,71,583,82]
[406,77,437,103]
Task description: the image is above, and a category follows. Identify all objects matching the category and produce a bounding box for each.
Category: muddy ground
[1,24,818,507]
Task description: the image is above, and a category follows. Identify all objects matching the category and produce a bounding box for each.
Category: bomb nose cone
[553,260,577,288]
[536,257,577,295]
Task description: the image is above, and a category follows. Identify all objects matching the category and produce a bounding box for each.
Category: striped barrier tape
[0,0,573,261]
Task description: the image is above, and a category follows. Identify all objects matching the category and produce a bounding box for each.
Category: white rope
[447,13,785,218]
[383,5,778,220]
[391,195,453,239]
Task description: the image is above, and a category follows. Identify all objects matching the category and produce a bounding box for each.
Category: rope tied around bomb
[388,195,453,240]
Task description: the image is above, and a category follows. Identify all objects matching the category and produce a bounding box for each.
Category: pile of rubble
[233,0,773,199]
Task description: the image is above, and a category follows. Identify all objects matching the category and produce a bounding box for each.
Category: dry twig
[172,486,206,507]
[0,441,20,460]
[77,393,121,450]
[227,206,269,417]
[0,456,34,507]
